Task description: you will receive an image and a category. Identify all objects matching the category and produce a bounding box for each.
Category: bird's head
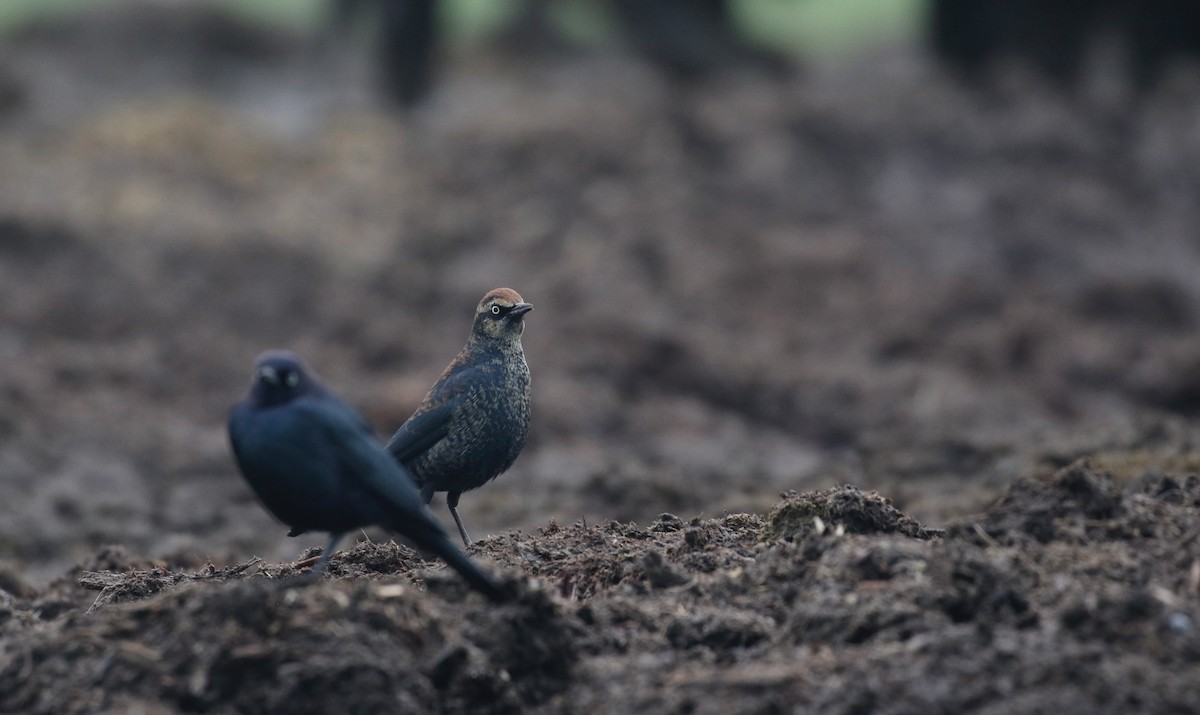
[247,350,320,408]
[471,288,532,344]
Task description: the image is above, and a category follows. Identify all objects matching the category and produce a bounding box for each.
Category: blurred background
[1,0,1199,586]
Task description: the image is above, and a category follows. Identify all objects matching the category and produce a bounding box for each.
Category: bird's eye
[491,305,502,315]
[285,372,300,387]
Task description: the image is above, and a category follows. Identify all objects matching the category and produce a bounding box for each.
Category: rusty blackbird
[228,350,506,600]
[386,288,532,545]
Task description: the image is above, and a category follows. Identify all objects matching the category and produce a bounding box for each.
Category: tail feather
[408,528,508,603]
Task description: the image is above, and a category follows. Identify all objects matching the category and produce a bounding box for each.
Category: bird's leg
[311,532,343,576]
[447,491,472,546]
[290,532,343,585]
[420,482,437,505]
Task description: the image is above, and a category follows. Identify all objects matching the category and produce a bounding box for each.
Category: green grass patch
[737,0,925,56]
[0,0,108,32]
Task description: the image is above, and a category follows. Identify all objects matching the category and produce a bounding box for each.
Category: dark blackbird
[228,350,506,601]
[387,288,532,545]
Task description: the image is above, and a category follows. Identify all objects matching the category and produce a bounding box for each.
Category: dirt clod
[763,485,943,542]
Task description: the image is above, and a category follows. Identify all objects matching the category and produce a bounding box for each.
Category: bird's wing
[385,402,452,463]
[385,367,479,463]
[294,398,430,516]
[295,401,506,602]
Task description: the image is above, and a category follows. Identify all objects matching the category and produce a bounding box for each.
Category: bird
[386,288,532,546]
[228,350,506,601]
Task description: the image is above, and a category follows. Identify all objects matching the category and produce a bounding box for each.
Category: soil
[2,3,1200,713]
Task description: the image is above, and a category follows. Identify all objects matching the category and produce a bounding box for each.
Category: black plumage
[228,350,505,601]
[387,288,532,545]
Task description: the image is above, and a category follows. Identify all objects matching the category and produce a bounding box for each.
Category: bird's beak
[510,303,534,316]
[257,365,279,384]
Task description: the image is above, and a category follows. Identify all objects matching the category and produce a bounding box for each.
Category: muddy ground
[1,2,1200,712]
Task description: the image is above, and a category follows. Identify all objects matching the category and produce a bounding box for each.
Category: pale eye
[491,305,501,315]
[285,372,300,387]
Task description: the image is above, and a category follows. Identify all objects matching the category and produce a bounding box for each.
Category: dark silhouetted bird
[228,350,506,601]
[387,288,532,545]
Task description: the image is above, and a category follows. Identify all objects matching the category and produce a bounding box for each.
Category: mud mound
[965,458,1200,546]
[2,568,579,715]
[4,477,1200,713]
[763,485,943,542]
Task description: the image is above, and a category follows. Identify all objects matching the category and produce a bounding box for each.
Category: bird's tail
[409,529,509,603]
